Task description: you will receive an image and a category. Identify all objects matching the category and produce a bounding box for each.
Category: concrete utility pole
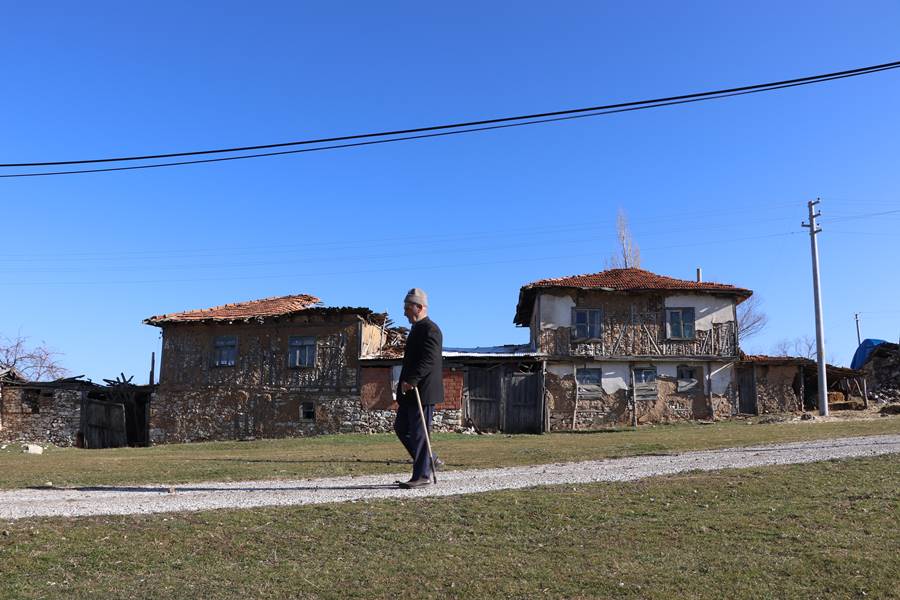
[802,199,828,416]
[854,313,862,345]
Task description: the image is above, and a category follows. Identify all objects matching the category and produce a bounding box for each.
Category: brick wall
[359,366,463,411]
[361,367,394,410]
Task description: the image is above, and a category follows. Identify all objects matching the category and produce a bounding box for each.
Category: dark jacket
[399,317,443,406]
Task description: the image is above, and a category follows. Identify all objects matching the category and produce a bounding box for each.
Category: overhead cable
[2,60,899,178]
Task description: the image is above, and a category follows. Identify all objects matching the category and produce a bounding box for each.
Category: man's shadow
[30,483,403,493]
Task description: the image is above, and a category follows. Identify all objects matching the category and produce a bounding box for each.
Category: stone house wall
[752,364,802,414]
[544,360,732,431]
[152,314,463,443]
[0,386,83,447]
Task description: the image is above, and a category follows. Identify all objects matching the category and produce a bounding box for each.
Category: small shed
[736,355,867,414]
[0,376,154,448]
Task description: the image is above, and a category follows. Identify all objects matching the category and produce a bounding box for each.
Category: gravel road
[2,434,897,521]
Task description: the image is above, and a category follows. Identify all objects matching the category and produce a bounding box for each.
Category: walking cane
[413,386,438,484]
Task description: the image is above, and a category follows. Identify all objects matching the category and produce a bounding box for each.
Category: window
[677,365,697,381]
[23,388,40,414]
[576,367,604,398]
[677,365,699,392]
[573,308,602,339]
[300,401,315,421]
[666,308,696,340]
[634,367,657,384]
[576,368,603,385]
[213,335,237,367]
[288,336,316,368]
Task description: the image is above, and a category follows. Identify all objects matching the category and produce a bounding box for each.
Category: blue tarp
[850,339,888,370]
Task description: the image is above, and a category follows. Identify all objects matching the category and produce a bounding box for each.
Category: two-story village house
[144,294,392,443]
[514,268,752,429]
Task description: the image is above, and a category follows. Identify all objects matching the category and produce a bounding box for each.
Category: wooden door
[81,398,128,449]
[467,367,501,430]
[737,367,757,414]
[503,372,543,434]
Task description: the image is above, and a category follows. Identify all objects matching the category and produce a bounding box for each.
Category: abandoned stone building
[144,293,465,443]
[0,368,153,448]
[513,267,753,430]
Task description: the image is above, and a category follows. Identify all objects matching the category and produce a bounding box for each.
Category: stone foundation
[150,385,462,444]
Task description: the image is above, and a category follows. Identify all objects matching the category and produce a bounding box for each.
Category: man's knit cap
[404,288,428,307]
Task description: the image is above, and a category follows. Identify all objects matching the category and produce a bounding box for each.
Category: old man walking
[395,287,443,488]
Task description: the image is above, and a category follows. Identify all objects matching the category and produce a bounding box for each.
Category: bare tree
[0,335,69,381]
[737,295,768,341]
[607,208,641,269]
[772,335,816,359]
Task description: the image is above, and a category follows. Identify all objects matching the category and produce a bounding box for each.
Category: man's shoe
[398,477,432,489]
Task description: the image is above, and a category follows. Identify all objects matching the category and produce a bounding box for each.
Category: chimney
[696,267,702,283]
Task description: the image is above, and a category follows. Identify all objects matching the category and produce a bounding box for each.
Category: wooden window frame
[212,335,238,367]
[299,401,316,421]
[571,308,603,340]
[666,307,696,340]
[677,364,697,380]
[634,367,658,384]
[575,367,603,385]
[288,336,317,369]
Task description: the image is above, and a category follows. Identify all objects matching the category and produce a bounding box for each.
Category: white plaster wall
[547,363,574,377]
[656,364,678,378]
[600,363,629,394]
[539,293,575,327]
[560,361,631,394]
[664,294,734,331]
[709,362,733,395]
[554,359,734,395]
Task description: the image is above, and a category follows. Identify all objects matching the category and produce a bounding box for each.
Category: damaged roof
[144,294,378,326]
[739,353,862,377]
[514,268,753,326]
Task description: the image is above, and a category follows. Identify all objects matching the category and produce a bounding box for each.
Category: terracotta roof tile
[524,268,751,295]
[144,294,327,325]
[514,268,752,326]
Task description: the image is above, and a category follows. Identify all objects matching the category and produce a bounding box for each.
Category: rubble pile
[862,343,900,404]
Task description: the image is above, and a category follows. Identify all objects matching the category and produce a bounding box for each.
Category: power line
[0,231,800,285]
[0,200,804,262]
[2,201,887,266]
[2,60,899,178]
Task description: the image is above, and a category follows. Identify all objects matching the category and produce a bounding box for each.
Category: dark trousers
[394,401,434,481]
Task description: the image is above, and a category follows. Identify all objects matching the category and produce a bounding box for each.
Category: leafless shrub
[737,295,768,341]
[0,335,69,381]
[772,335,817,360]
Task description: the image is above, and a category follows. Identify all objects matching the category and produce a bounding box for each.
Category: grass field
[1,454,897,599]
[1,416,898,489]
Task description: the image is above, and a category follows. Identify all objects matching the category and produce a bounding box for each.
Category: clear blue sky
[2,1,899,381]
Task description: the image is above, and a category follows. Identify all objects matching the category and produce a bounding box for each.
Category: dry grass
[1,415,898,489]
[1,455,897,599]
